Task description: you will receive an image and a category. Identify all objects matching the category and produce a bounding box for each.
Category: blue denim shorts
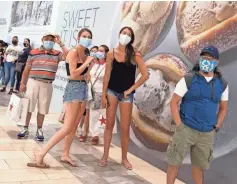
[107,88,134,103]
[63,80,88,103]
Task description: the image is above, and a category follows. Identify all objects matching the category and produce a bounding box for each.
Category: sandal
[79,135,87,142]
[91,136,99,145]
[27,162,50,168]
[121,160,133,170]
[98,159,107,167]
[60,159,77,167]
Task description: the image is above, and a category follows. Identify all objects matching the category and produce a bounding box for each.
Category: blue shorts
[107,88,134,103]
[63,80,88,103]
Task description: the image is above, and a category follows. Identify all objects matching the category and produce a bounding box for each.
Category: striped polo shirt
[27,47,62,81]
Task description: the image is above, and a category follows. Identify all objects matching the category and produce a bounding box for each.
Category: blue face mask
[90,52,96,57]
[95,52,105,59]
[79,37,92,48]
[199,58,218,73]
[43,41,54,50]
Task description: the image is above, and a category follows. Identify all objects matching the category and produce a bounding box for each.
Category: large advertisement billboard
[51,1,237,183]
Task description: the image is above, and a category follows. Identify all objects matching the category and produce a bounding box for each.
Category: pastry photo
[177,1,237,64]
[121,1,175,56]
[131,54,188,152]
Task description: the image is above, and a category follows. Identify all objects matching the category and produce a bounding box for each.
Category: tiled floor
[0,92,184,184]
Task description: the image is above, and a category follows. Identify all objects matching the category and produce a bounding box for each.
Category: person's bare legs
[37,112,45,128]
[119,102,133,169]
[99,94,118,166]
[35,102,80,165]
[83,109,90,136]
[61,102,87,164]
[192,166,204,184]
[25,112,32,127]
[167,165,179,184]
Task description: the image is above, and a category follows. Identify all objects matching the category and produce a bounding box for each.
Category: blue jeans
[0,66,4,85]
[4,62,16,88]
[107,88,134,103]
[63,80,88,103]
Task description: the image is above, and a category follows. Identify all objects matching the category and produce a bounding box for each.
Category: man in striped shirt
[17,33,68,141]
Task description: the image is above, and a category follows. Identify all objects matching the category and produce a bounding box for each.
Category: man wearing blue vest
[166,46,229,184]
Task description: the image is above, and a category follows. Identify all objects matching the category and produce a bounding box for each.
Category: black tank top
[65,48,88,76]
[108,50,136,93]
[65,63,88,76]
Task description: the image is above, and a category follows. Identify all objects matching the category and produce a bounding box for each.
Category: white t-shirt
[90,63,105,93]
[174,77,229,101]
[5,45,23,62]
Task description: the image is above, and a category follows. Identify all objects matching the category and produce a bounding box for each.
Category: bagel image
[121,1,175,56]
[177,1,237,63]
[131,54,188,152]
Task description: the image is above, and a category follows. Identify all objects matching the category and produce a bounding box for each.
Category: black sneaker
[17,128,29,138]
[36,128,44,141]
[0,87,6,92]
[8,89,13,95]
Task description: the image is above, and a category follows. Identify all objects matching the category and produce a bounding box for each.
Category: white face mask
[119,34,131,46]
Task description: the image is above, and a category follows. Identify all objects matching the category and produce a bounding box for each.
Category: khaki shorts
[166,123,215,169]
[25,78,53,115]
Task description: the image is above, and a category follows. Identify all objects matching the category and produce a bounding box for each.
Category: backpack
[184,71,228,92]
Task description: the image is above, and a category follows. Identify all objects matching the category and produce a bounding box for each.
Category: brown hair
[78,28,93,39]
[119,27,135,65]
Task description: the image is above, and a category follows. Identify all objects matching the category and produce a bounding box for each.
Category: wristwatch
[214,126,219,132]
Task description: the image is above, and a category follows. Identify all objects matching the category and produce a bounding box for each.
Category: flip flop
[121,161,133,170]
[27,162,50,168]
[60,159,78,167]
[98,159,107,167]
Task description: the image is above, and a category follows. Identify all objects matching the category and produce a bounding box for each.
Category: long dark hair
[192,63,222,76]
[77,28,93,62]
[119,27,135,65]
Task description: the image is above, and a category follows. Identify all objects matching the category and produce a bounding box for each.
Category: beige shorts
[25,78,53,115]
[166,123,216,169]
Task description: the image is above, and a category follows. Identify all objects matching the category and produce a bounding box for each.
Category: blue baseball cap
[200,45,219,60]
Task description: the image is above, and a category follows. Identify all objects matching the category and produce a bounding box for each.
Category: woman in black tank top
[32,28,95,168]
[98,27,149,170]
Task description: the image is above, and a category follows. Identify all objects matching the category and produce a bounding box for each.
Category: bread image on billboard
[131,54,188,152]
[121,1,174,56]
[177,1,237,63]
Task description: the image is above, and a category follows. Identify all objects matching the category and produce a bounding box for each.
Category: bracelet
[60,43,65,47]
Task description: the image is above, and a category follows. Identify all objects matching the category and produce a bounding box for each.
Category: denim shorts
[63,80,88,103]
[107,88,134,103]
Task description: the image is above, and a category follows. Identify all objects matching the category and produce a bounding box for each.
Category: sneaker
[0,87,6,92]
[36,128,44,141]
[8,89,13,95]
[13,90,19,94]
[17,128,29,138]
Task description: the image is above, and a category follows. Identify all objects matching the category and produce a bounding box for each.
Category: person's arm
[4,46,10,61]
[170,77,188,127]
[216,85,229,128]
[102,51,113,97]
[68,49,94,78]
[55,34,68,61]
[125,53,149,95]
[20,53,33,86]
[170,94,183,127]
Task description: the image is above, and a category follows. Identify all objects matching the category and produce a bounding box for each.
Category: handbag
[15,62,25,72]
[7,93,29,126]
[89,66,105,100]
